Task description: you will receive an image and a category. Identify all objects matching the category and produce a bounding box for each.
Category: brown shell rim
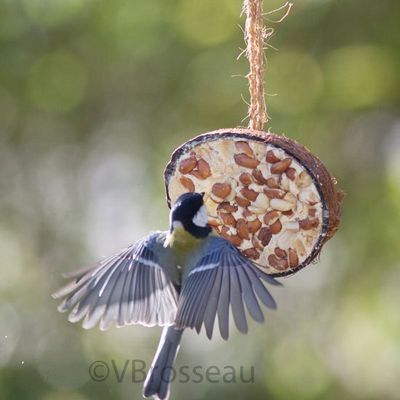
[164,128,343,277]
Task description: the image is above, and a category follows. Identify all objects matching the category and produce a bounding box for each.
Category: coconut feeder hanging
[165,0,342,277]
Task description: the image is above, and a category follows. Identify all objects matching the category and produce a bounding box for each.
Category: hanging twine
[243,0,292,131]
[244,0,267,131]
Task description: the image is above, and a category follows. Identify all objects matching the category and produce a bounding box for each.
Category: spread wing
[52,232,179,330]
[175,237,281,340]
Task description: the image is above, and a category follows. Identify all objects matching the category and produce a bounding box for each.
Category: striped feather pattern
[175,237,281,339]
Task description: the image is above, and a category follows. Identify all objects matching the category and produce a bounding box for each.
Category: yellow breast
[164,226,201,264]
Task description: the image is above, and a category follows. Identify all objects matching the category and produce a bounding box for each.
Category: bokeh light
[21,0,87,28]
[176,0,238,46]
[93,1,165,57]
[268,50,324,115]
[267,336,331,400]
[324,45,398,110]
[27,51,87,113]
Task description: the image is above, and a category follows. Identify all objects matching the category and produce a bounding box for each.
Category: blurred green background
[1,0,400,399]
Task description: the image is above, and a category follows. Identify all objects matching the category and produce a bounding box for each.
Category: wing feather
[229,267,248,334]
[203,267,223,339]
[175,236,280,339]
[217,264,231,340]
[194,267,218,333]
[243,265,277,310]
[236,266,264,323]
[53,232,179,329]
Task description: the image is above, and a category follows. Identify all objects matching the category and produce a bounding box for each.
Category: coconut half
[165,128,342,277]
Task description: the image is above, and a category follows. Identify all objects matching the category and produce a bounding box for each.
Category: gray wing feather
[175,236,281,339]
[117,258,135,326]
[177,269,204,325]
[217,264,231,340]
[189,269,215,332]
[194,267,218,333]
[203,267,223,339]
[236,266,264,323]
[186,272,207,328]
[243,266,277,310]
[53,232,178,330]
[99,258,130,330]
[229,267,248,334]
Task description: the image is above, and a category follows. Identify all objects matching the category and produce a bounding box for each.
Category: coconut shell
[164,128,342,277]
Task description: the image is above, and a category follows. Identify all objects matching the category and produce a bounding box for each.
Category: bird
[52,192,281,399]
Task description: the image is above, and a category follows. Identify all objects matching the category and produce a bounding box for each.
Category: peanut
[226,235,243,247]
[252,192,269,210]
[270,158,292,174]
[286,167,296,181]
[236,219,250,240]
[296,171,312,188]
[293,238,306,257]
[298,189,319,205]
[266,177,279,188]
[212,182,231,199]
[308,208,317,217]
[239,172,253,186]
[240,187,259,202]
[299,218,319,230]
[288,248,299,268]
[219,212,236,226]
[264,188,285,199]
[282,210,294,217]
[283,192,297,205]
[235,196,251,208]
[179,176,195,192]
[197,159,211,178]
[248,206,266,215]
[268,254,289,270]
[189,170,205,180]
[252,235,264,251]
[266,150,281,163]
[252,169,269,185]
[242,248,259,260]
[258,227,272,246]
[235,141,254,157]
[247,219,262,233]
[234,153,260,169]
[217,202,238,213]
[225,179,237,202]
[270,219,282,234]
[270,198,294,211]
[178,157,197,174]
[274,247,287,259]
[220,227,243,247]
[264,210,280,225]
[288,180,300,196]
[242,208,253,218]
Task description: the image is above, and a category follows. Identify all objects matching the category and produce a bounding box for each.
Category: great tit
[53,192,281,399]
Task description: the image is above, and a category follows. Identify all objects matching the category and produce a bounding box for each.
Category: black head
[169,192,212,238]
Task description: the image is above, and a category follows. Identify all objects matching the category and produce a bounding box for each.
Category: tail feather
[143,326,183,400]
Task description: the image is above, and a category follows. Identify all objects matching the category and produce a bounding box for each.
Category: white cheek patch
[192,205,208,227]
[172,221,183,230]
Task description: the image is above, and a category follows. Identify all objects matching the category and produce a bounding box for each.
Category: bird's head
[164,192,212,247]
